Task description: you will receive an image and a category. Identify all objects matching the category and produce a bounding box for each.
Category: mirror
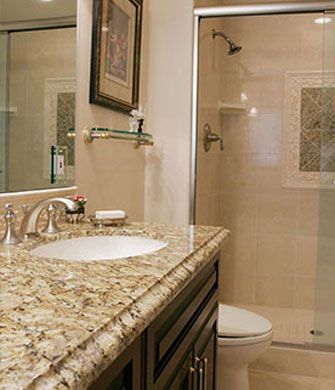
[0,0,77,193]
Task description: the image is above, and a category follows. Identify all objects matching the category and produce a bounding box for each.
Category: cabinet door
[167,351,194,390]
[146,256,218,390]
[194,307,218,390]
[88,336,142,390]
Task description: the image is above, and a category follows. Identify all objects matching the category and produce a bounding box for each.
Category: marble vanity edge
[28,228,230,390]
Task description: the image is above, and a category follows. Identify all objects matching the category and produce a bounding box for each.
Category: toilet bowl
[216,304,273,390]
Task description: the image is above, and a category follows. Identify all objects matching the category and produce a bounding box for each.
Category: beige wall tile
[297,192,319,236]
[221,191,258,233]
[259,75,285,114]
[258,193,298,235]
[221,155,258,193]
[233,275,255,304]
[256,235,296,277]
[296,236,317,277]
[219,268,235,304]
[249,113,283,154]
[255,275,294,307]
[230,233,257,275]
[220,114,250,154]
[293,276,316,309]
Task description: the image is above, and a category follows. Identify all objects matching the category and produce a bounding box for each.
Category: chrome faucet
[20,197,77,238]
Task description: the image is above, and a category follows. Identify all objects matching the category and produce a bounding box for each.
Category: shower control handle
[203,123,224,152]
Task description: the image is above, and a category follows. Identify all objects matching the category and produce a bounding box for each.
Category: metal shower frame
[190,1,335,224]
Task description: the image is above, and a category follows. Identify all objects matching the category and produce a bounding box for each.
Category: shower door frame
[190,1,335,224]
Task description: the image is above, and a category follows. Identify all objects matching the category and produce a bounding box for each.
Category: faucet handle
[4,203,16,221]
[21,204,29,215]
[42,204,61,234]
[4,203,13,214]
[0,203,22,245]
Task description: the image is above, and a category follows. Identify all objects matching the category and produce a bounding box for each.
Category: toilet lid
[218,304,272,337]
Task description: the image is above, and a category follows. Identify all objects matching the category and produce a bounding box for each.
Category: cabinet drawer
[147,255,219,388]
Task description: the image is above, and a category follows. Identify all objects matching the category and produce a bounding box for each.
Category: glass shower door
[314,11,335,347]
[0,32,8,192]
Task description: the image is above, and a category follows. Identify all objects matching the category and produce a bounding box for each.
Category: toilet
[216,304,273,390]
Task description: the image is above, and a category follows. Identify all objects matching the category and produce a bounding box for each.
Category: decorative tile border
[283,71,335,188]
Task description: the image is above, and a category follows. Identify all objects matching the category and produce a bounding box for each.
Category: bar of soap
[95,210,126,220]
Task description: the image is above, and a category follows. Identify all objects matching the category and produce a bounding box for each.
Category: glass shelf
[82,127,154,147]
[91,127,153,138]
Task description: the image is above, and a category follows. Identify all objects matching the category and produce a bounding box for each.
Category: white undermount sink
[30,235,168,261]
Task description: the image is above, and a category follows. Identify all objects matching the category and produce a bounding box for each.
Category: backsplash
[0,187,76,236]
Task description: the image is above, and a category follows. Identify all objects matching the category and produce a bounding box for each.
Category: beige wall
[196,13,322,310]
[75,0,145,221]
[76,0,194,224]
[77,0,195,225]
[143,0,194,225]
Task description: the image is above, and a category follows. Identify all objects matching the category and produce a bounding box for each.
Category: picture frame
[90,0,143,113]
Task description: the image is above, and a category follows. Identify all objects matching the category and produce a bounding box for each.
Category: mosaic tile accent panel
[57,92,75,166]
[299,87,335,172]
[44,78,75,183]
[283,72,335,188]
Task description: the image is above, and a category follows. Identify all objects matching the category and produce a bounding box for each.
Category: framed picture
[90,0,143,112]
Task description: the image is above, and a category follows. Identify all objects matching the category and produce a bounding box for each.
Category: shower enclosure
[192,2,335,348]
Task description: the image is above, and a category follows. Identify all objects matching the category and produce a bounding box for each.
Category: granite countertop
[0,222,229,390]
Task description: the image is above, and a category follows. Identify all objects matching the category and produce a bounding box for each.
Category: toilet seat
[217,330,273,346]
[218,304,272,342]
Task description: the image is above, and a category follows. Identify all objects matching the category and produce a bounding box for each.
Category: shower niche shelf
[82,127,154,148]
[219,104,247,114]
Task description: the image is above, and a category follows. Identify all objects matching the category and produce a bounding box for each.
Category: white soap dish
[88,215,128,227]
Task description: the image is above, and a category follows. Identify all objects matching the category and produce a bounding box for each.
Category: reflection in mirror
[0,0,77,193]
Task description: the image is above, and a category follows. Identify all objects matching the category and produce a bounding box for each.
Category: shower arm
[212,29,233,45]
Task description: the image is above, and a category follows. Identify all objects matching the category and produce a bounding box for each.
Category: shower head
[212,29,242,56]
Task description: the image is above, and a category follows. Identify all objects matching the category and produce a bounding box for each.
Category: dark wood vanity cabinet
[88,336,143,390]
[89,254,219,390]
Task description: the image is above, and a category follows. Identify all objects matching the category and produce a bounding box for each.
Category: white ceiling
[0,0,76,24]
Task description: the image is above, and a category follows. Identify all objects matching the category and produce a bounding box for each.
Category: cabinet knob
[194,357,208,390]
[198,367,204,390]
[188,367,195,390]
[203,358,208,390]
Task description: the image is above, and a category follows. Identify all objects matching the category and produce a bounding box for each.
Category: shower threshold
[237,304,335,352]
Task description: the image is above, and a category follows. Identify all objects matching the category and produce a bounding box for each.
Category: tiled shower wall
[196,13,323,309]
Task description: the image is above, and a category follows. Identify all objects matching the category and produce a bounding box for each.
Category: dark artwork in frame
[90,0,143,113]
